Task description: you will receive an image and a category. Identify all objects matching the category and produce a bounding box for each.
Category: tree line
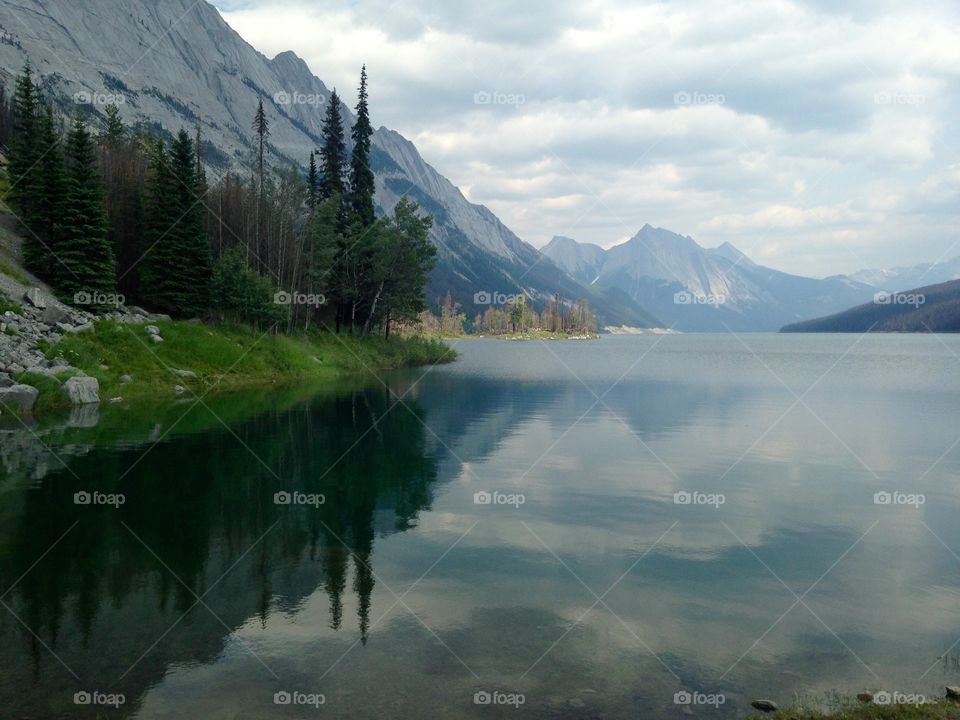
[2,62,436,338]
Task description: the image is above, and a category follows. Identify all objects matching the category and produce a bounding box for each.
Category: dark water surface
[2,333,960,718]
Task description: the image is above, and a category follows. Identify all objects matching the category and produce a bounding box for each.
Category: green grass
[0,257,29,286]
[0,295,23,316]
[15,319,455,414]
[770,700,960,719]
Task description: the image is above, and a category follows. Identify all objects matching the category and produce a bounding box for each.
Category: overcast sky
[215,0,960,278]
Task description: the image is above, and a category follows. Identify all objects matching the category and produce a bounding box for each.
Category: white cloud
[217,0,960,276]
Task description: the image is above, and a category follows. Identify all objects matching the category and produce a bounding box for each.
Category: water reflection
[2,335,960,719]
[0,384,437,718]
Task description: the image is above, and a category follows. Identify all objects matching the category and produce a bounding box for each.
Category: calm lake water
[2,333,960,718]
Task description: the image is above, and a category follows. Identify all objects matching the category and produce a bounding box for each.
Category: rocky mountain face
[848,257,960,293]
[543,226,877,331]
[0,0,658,328]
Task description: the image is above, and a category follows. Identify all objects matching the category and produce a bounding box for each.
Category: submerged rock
[62,376,100,405]
[751,699,778,713]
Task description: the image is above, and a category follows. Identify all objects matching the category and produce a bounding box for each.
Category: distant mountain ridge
[542,226,877,331]
[0,0,659,328]
[781,278,960,333]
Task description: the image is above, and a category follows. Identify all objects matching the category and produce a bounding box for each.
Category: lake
[2,333,960,718]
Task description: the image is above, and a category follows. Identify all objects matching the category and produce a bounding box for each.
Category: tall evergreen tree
[319,90,346,201]
[140,130,211,317]
[307,150,319,211]
[102,104,126,145]
[55,112,115,303]
[348,66,375,227]
[34,102,66,280]
[8,62,46,274]
[252,98,269,272]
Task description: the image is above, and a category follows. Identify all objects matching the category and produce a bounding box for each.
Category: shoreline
[2,318,457,417]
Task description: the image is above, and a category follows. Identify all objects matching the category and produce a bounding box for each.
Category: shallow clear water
[2,333,960,718]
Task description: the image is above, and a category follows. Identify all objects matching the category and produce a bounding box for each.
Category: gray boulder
[67,322,94,334]
[751,700,778,713]
[62,376,100,405]
[119,374,133,384]
[173,369,196,379]
[23,288,47,309]
[0,384,39,412]
[144,325,160,336]
[150,334,164,343]
[127,305,149,316]
[42,304,71,324]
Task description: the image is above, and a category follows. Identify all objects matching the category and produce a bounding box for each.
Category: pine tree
[8,62,46,274]
[55,112,115,303]
[34,102,66,279]
[102,103,126,145]
[252,98,269,272]
[348,66,375,227]
[307,150,319,211]
[319,90,346,201]
[140,129,211,317]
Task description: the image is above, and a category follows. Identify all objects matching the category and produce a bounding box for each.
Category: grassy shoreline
[13,319,456,414]
[768,700,960,718]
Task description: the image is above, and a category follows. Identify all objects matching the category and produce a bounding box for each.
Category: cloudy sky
[215,0,960,277]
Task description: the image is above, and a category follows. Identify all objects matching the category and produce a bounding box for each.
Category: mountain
[848,257,960,292]
[781,279,960,333]
[542,226,877,331]
[0,0,659,329]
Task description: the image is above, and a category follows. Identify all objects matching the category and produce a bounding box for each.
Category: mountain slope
[848,257,960,292]
[0,0,658,328]
[543,225,877,331]
[781,279,960,333]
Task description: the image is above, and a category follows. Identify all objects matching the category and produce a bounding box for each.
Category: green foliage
[8,62,46,275]
[211,247,285,327]
[319,89,347,201]
[39,318,455,407]
[101,103,126,145]
[348,66,376,227]
[54,112,116,302]
[770,700,960,719]
[140,129,212,317]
